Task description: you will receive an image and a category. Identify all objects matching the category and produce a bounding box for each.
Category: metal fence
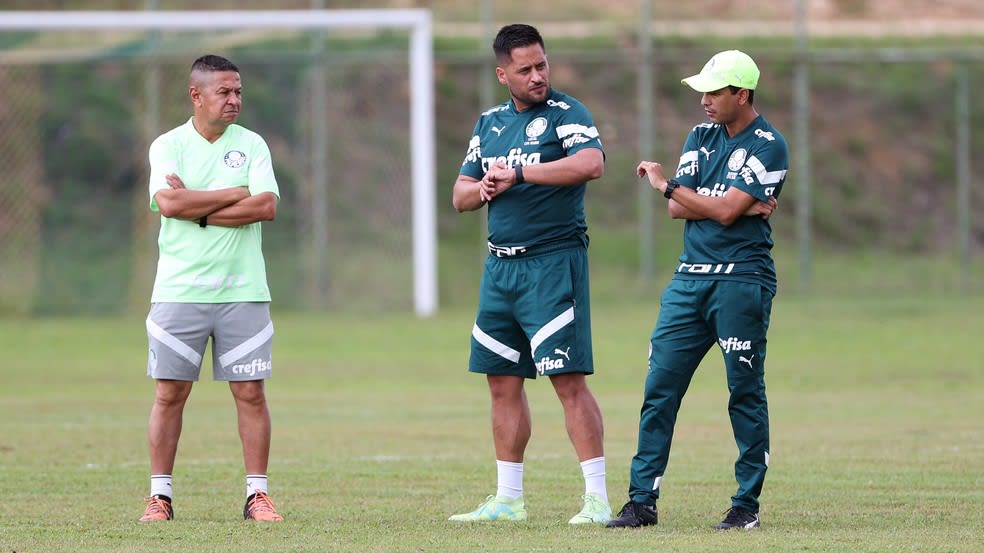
[0,10,981,315]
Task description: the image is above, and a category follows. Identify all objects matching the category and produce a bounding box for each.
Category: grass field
[1,292,982,552]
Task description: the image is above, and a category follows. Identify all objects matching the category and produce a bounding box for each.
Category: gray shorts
[146,302,274,381]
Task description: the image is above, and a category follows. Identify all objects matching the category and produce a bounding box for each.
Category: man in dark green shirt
[608,50,787,531]
[448,23,610,525]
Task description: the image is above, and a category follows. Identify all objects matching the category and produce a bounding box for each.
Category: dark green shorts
[469,244,593,379]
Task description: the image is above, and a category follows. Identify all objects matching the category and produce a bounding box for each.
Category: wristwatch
[663,179,680,199]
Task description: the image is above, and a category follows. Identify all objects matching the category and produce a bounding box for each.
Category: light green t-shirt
[148,117,280,303]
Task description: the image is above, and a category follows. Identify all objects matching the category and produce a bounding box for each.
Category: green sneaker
[448,494,527,522]
[568,493,613,524]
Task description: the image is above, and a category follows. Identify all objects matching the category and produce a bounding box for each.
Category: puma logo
[553,347,571,360]
[700,147,716,160]
[739,355,754,368]
[491,125,506,136]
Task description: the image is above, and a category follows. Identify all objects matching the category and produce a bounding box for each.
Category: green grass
[1,293,982,552]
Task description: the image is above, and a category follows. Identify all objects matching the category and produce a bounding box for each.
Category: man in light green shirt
[140,54,283,523]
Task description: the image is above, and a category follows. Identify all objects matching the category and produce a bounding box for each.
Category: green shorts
[469,243,593,379]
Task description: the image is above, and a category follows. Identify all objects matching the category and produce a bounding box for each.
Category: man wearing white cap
[607,50,788,530]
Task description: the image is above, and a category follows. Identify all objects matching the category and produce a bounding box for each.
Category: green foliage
[1,289,982,552]
[10,28,984,314]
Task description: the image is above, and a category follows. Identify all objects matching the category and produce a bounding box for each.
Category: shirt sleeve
[147,135,178,212]
[556,100,603,157]
[673,129,702,190]
[247,136,280,200]
[731,137,789,201]
[459,118,485,180]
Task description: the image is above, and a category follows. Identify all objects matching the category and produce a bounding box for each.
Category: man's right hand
[745,196,778,219]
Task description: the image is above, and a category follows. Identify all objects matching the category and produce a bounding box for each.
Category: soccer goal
[0,10,437,317]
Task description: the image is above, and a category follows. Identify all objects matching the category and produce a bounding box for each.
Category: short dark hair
[492,24,544,63]
[727,85,755,105]
[191,54,238,74]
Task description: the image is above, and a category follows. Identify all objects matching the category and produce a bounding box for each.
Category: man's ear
[495,66,507,86]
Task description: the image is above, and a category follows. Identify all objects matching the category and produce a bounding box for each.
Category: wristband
[514,164,524,183]
[199,215,207,228]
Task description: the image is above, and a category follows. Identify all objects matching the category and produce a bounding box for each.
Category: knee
[551,373,591,403]
[154,381,192,409]
[231,381,268,407]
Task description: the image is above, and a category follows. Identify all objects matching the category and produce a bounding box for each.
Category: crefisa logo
[231,358,271,376]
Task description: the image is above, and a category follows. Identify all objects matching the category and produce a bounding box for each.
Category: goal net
[0,10,436,317]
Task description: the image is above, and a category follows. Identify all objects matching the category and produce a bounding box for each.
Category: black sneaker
[714,506,760,530]
[605,501,658,528]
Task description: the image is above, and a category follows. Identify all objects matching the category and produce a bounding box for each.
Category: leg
[487,374,530,462]
[448,374,531,522]
[552,372,614,525]
[628,282,713,506]
[549,372,604,461]
[229,380,272,475]
[147,379,194,475]
[710,282,772,513]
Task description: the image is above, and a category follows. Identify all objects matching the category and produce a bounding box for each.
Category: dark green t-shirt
[459,89,604,248]
[671,115,789,294]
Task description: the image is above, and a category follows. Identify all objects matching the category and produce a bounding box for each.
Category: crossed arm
[452,147,604,213]
[636,160,776,226]
[154,173,276,226]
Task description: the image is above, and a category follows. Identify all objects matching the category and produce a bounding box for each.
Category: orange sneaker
[243,490,283,522]
[139,495,173,522]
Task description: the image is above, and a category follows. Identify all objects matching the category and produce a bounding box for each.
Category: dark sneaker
[139,494,173,522]
[714,506,760,530]
[605,501,658,528]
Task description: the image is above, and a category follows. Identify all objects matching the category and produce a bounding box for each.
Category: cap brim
[681,73,729,93]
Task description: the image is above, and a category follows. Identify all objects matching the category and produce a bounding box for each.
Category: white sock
[495,460,524,500]
[246,474,269,499]
[150,475,173,499]
[580,456,608,502]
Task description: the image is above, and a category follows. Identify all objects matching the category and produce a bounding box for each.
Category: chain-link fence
[1,16,982,315]
[0,25,416,315]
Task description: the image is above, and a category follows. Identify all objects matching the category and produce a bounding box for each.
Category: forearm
[523,148,604,186]
[155,187,249,219]
[206,192,277,227]
[667,187,739,225]
[668,199,705,220]
[452,176,486,212]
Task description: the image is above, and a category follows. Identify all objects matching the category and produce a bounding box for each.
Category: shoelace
[247,491,279,515]
[143,496,171,517]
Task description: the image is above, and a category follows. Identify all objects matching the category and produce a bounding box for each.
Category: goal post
[0,10,438,317]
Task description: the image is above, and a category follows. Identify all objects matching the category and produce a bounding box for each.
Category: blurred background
[0,0,981,317]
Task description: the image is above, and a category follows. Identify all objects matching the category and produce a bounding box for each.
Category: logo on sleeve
[754,129,776,141]
[224,150,247,168]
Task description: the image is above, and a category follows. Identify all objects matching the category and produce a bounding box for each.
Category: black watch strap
[664,179,680,199]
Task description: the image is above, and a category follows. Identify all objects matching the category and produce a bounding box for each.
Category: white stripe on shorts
[472,323,521,363]
[146,316,203,367]
[217,320,274,369]
[530,306,574,358]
